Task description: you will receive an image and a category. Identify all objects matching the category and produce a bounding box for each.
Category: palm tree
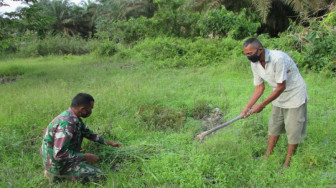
[98,0,156,21]
[183,0,251,14]
[183,0,333,36]
[38,0,74,35]
[70,0,100,37]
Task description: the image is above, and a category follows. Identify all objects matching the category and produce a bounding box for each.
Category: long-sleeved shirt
[41,108,106,174]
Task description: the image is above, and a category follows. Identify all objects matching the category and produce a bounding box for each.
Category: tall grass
[0,55,335,187]
[13,35,100,57]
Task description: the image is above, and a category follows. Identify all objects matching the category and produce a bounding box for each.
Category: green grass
[0,55,335,187]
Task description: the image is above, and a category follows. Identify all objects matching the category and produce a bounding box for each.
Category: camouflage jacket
[41,108,106,174]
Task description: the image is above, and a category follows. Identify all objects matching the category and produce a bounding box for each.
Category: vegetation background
[0,0,336,187]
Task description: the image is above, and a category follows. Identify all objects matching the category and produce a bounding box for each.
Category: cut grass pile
[0,55,335,187]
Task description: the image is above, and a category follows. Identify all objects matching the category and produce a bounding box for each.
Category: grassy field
[0,55,336,187]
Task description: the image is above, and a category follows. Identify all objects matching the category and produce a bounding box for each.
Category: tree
[70,1,100,37]
[38,0,74,35]
[183,0,334,36]
[97,0,157,21]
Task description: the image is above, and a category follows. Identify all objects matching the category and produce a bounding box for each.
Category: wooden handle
[196,131,210,141]
[196,110,252,141]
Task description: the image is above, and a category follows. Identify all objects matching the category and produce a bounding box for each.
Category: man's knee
[44,163,105,183]
[68,162,105,182]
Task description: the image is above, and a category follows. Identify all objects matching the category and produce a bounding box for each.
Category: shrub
[18,34,95,57]
[118,37,243,68]
[0,39,18,54]
[95,3,200,43]
[129,37,188,67]
[271,10,336,73]
[324,10,336,27]
[107,17,154,43]
[94,40,120,56]
[197,7,260,40]
[306,21,335,73]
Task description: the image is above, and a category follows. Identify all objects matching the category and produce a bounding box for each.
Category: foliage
[102,36,242,68]
[0,3,54,53]
[275,8,336,74]
[96,2,200,42]
[7,3,55,38]
[104,16,154,43]
[93,40,120,56]
[96,3,258,43]
[303,26,336,72]
[197,6,260,39]
[252,0,332,23]
[324,10,336,27]
[97,0,156,20]
[17,34,96,57]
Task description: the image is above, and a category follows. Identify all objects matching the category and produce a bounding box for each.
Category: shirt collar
[264,48,270,63]
[67,108,80,123]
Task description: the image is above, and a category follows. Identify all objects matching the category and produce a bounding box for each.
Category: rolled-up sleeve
[251,64,264,86]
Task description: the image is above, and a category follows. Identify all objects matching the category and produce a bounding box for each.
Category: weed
[137,105,186,131]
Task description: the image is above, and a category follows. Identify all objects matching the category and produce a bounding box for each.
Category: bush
[0,39,18,54]
[197,7,260,40]
[128,37,188,67]
[270,10,336,73]
[304,31,336,72]
[114,36,243,68]
[94,40,120,56]
[107,17,154,43]
[95,0,200,44]
[97,5,257,43]
[18,34,95,57]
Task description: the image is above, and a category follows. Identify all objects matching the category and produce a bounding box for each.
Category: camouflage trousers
[44,162,105,183]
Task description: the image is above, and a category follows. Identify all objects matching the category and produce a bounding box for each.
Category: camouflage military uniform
[41,108,106,182]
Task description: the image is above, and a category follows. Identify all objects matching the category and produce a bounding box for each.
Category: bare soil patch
[0,76,20,84]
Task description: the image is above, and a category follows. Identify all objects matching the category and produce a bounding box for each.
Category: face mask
[246,49,261,63]
[81,108,92,118]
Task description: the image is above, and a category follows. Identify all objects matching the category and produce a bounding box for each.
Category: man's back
[41,108,85,174]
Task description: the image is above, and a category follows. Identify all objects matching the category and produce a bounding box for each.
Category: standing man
[241,38,308,167]
[41,93,122,183]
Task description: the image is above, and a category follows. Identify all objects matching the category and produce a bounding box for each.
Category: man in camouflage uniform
[41,93,122,183]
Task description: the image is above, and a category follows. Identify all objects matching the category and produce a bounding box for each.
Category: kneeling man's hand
[105,140,122,147]
[84,153,99,164]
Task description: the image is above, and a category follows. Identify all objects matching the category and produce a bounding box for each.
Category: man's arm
[82,123,122,147]
[81,123,106,144]
[251,81,286,114]
[241,82,265,117]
